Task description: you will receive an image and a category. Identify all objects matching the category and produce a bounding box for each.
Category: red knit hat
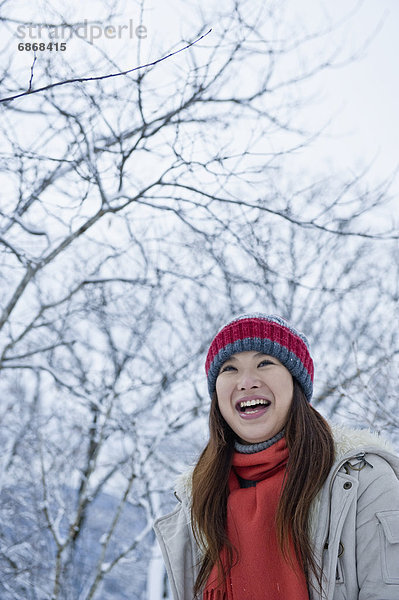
[205,314,314,401]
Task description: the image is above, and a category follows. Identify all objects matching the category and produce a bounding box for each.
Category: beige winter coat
[154,426,399,599]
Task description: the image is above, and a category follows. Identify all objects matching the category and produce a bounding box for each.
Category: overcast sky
[291,0,399,193]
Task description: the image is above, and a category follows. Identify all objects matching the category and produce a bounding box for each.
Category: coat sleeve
[153,502,198,600]
[356,454,399,599]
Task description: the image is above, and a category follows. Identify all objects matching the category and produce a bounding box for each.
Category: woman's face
[215,350,294,444]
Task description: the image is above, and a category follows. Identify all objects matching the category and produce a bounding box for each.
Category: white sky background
[291,0,399,195]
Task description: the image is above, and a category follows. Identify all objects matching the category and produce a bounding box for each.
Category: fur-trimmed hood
[330,423,397,463]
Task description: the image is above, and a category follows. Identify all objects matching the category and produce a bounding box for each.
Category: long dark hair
[191,379,335,596]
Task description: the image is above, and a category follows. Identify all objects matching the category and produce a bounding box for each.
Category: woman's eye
[220,364,236,373]
[258,360,274,367]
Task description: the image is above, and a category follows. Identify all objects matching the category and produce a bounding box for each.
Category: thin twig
[28,54,37,92]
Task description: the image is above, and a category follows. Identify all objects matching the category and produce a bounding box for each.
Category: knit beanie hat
[205,313,314,401]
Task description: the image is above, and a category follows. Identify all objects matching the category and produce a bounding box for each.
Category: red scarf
[203,438,309,600]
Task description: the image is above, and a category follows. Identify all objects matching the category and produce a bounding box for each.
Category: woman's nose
[236,370,261,390]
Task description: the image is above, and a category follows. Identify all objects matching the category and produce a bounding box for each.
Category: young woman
[154,314,399,599]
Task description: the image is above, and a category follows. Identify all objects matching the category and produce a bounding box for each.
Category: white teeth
[239,399,270,409]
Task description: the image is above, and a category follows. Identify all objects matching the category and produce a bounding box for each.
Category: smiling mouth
[236,398,271,414]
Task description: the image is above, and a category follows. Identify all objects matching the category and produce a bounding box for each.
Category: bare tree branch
[0,29,212,104]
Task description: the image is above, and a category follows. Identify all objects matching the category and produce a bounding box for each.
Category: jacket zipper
[321,452,370,565]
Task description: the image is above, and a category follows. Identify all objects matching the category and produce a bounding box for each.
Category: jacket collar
[330,423,399,475]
